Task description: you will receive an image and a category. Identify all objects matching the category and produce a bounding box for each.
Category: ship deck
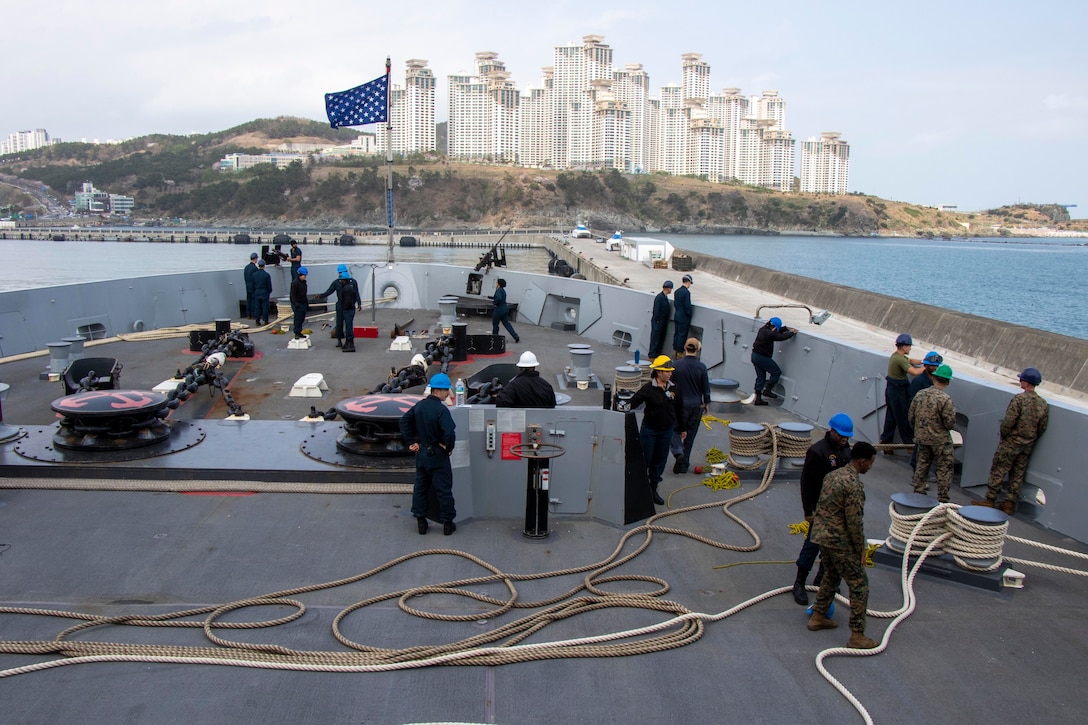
[1,305,1088,724]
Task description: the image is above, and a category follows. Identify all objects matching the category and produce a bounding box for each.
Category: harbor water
[3,233,1086,340]
[656,233,1088,341]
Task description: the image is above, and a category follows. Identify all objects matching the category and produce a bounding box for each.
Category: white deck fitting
[389,335,412,351]
[289,373,328,398]
[287,336,312,350]
[153,378,183,394]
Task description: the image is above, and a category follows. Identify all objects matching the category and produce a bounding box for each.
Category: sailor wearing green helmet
[908,363,956,502]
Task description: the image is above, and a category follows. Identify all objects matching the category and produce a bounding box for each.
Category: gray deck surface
[2,306,1088,724]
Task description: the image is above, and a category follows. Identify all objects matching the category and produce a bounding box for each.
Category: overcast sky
[4,0,1086,217]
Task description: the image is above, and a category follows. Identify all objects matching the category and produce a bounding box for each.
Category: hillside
[2,117,1084,237]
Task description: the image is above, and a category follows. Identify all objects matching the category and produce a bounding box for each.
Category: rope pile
[726,423,772,469]
[888,502,1009,571]
[773,427,812,459]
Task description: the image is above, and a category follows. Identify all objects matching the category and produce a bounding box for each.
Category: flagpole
[385,56,395,264]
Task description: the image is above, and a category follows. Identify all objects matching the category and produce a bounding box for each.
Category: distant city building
[72,182,133,214]
[799,132,851,194]
[321,134,378,158]
[376,59,436,156]
[449,52,519,163]
[219,153,306,171]
[446,38,823,191]
[518,74,551,167]
[1,129,51,156]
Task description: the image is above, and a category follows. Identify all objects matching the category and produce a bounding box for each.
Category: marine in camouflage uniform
[908,365,956,502]
[808,441,878,647]
[984,368,1049,511]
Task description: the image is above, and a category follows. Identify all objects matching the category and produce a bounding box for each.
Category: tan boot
[1000,500,1016,515]
[807,612,838,631]
[975,498,995,508]
[847,631,879,649]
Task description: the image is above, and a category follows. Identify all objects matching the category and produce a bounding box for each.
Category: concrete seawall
[539,237,625,286]
[684,249,1088,394]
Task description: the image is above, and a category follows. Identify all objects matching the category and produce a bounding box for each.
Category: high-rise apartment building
[448,53,519,163]
[519,69,552,167]
[551,35,614,170]
[440,39,844,195]
[752,90,786,129]
[589,80,631,172]
[681,53,710,102]
[800,132,850,194]
[1,129,51,156]
[376,59,436,156]
[613,64,650,173]
[653,83,688,175]
[706,89,749,180]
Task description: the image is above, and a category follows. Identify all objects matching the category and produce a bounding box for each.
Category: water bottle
[634,349,640,365]
[454,378,465,406]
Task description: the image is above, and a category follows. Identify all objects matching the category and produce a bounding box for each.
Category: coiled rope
[725,422,809,469]
[4,436,1087,723]
[0,427,789,680]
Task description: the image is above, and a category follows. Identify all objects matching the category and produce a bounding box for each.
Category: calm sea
[656,234,1088,341]
[2,233,1085,340]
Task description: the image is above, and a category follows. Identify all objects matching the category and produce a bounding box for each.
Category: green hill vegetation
[2,116,1084,237]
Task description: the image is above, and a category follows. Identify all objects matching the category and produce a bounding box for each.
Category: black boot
[342,340,355,352]
[672,454,684,474]
[792,567,810,606]
[416,517,428,535]
[762,388,778,400]
[754,391,769,406]
[335,338,343,348]
[652,486,665,506]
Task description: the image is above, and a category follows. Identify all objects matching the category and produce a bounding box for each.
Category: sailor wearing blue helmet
[289,266,309,339]
[791,412,854,606]
[909,351,944,401]
[317,263,362,351]
[400,372,458,535]
[751,315,797,405]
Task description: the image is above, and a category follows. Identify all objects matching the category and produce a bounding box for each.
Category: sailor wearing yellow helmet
[628,355,685,505]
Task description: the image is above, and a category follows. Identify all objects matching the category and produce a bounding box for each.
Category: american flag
[325,74,389,128]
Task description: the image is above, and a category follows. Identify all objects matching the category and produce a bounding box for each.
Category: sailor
[287,241,303,280]
[252,258,272,326]
[791,412,853,606]
[243,252,259,319]
[669,337,710,474]
[491,278,520,344]
[750,317,797,405]
[807,441,879,650]
[317,264,362,351]
[648,280,673,358]
[909,351,944,402]
[880,333,925,448]
[496,351,556,408]
[399,372,458,536]
[979,367,1049,514]
[289,266,308,339]
[672,275,694,356]
[628,355,685,506]
[907,351,943,470]
[908,364,956,502]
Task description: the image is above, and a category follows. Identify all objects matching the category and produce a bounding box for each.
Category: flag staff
[384,56,395,264]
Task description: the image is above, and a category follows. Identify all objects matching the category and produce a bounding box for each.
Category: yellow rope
[700,414,731,431]
[705,447,726,464]
[702,472,740,491]
[788,521,810,536]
